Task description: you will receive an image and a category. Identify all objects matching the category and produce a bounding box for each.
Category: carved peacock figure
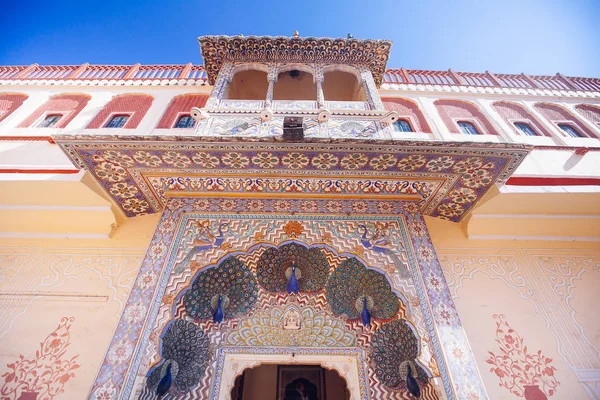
[146,319,210,395]
[256,242,330,293]
[183,256,258,323]
[326,257,400,327]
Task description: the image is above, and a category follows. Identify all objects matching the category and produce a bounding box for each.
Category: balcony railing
[1,63,599,92]
[0,63,207,82]
[383,68,600,92]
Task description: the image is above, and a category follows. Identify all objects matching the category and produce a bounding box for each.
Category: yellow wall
[427,217,600,400]
[0,214,158,400]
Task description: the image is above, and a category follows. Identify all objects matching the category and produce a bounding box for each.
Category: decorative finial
[347,33,353,39]
[293,30,299,37]
[239,34,244,37]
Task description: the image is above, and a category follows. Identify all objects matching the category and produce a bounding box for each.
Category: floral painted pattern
[0,317,80,400]
[486,314,559,398]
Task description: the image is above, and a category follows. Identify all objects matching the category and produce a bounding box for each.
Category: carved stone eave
[53,134,531,222]
[198,35,393,86]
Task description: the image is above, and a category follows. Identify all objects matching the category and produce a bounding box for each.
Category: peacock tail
[146,319,210,392]
[325,257,400,320]
[370,319,428,389]
[256,243,329,293]
[183,256,258,320]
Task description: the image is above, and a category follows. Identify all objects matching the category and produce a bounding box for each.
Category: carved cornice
[198,35,393,87]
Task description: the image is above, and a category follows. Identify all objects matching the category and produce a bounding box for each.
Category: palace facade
[0,34,599,400]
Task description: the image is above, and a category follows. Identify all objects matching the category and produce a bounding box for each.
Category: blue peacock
[174,221,229,274]
[183,256,258,324]
[145,319,209,396]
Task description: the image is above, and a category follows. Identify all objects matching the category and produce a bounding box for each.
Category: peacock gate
[54,136,529,399]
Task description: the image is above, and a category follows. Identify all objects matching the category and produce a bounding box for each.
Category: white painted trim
[0,204,111,212]
[468,234,600,242]
[0,232,109,239]
[472,213,600,220]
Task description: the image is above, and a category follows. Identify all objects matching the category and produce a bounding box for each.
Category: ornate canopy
[198,34,393,86]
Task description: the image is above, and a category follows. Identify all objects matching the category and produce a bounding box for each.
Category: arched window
[156,94,208,129]
[492,101,551,137]
[457,121,480,135]
[0,93,28,123]
[225,70,269,100]
[393,119,414,132]
[86,94,153,129]
[557,123,583,138]
[323,70,366,101]
[534,102,598,139]
[18,93,90,128]
[513,122,538,136]
[175,115,195,129]
[273,70,317,101]
[434,99,498,135]
[382,98,432,133]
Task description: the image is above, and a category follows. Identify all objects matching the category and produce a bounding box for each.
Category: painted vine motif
[0,317,80,400]
[486,314,559,398]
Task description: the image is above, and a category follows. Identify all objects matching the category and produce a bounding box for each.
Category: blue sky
[1,0,599,77]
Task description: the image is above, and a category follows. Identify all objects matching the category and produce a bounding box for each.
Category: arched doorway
[232,364,349,400]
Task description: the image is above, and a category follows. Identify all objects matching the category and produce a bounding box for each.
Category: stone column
[265,65,278,108]
[205,62,234,108]
[358,66,384,110]
[314,66,325,109]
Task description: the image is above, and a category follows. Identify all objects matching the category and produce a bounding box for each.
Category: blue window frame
[558,123,584,138]
[514,122,538,136]
[38,114,62,128]
[458,121,480,135]
[105,115,130,128]
[175,115,195,128]
[393,119,413,132]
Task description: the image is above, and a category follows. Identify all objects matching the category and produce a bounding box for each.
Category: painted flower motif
[109,182,138,199]
[417,245,435,263]
[158,218,176,233]
[426,272,444,291]
[325,200,343,213]
[123,302,147,325]
[192,152,220,168]
[453,157,483,174]
[149,242,167,260]
[221,152,250,169]
[162,151,192,169]
[252,152,279,168]
[282,152,310,169]
[448,187,478,204]
[397,155,426,171]
[138,270,157,290]
[273,200,291,212]
[352,201,370,213]
[435,303,456,325]
[95,162,127,183]
[426,155,455,172]
[219,199,236,211]
[403,202,421,214]
[246,199,265,212]
[102,150,135,167]
[300,200,319,213]
[437,202,464,219]
[462,168,492,188]
[168,198,185,210]
[340,153,368,170]
[122,198,149,214]
[376,201,395,214]
[369,154,397,170]
[93,385,117,400]
[107,338,133,364]
[193,199,212,211]
[409,221,426,237]
[49,338,63,349]
[283,221,303,237]
[132,151,162,167]
[311,153,339,170]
